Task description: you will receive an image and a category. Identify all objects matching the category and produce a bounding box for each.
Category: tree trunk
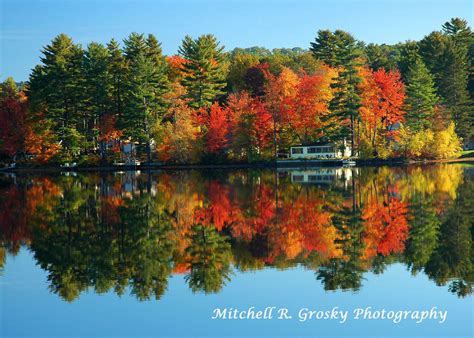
[146,141,151,164]
[351,113,355,157]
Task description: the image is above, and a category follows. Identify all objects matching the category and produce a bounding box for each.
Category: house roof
[290,141,333,147]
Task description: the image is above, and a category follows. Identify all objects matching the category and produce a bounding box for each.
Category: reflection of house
[109,171,158,197]
[289,141,351,159]
[291,171,335,183]
[290,168,354,187]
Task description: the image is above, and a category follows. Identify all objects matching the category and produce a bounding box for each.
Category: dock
[276,159,356,168]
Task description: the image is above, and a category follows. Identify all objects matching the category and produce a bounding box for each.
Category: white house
[289,141,351,159]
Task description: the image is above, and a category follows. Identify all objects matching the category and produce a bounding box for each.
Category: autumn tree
[98,114,122,157]
[0,78,59,163]
[227,52,260,93]
[264,67,299,158]
[166,55,187,82]
[203,102,230,156]
[0,78,27,160]
[243,63,269,97]
[227,92,255,159]
[396,122,462,159]
[358,68,406,157]
[287,66,336,143]
[227,91,272,160]
[157,83,202,163]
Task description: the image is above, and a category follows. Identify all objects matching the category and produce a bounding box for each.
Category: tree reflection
[0,165,472,301]
[185,225,232,293]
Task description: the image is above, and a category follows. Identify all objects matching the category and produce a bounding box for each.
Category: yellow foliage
[431,122,462,159]
[396,122,462,159]
[395,164,463,201]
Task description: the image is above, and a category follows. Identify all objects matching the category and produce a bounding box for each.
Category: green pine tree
[178,34,226,108]
[27,34,85,161]
[404,56,439,130]
[365,43,399,71]
[310,30,363,154]
[83,42,110,153]
[441,18,473,140]
[419,19,473,140]
[106,38,127,117]
[122,33,169,163]
[405,194,440,274]
[397,41,421,81]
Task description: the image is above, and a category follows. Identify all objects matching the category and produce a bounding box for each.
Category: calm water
[0,165,473,337]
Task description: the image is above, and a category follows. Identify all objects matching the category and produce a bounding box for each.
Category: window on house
[292,175,304,182]
[308,147,317,153]
[291,147,303,154]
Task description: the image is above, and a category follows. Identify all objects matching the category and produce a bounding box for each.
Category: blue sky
[1,0,472,81]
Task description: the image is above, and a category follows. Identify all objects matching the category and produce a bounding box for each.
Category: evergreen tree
[145,34,169,119]
[178,34,226,108]
[396,41,420,81]
[106,38,126,117]
[185,225,232,293]
[441,18,473,140]
[83,42,110,153]
[419,19,473,139]
[310,30,340,67]
[405,194,440,274]
[404,56,439,130]
[310,30,363,154]
[27,34,85,160]
[418,31,449,84]
[437,40,472,138]
[365,43,399,71]
[122,33,169,163]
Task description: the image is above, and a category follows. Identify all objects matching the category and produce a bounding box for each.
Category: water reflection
[0,165,472,301]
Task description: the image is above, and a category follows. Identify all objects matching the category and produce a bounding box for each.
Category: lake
[0,164,472,337]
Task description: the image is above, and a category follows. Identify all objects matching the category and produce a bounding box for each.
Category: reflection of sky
[1,250,472,338]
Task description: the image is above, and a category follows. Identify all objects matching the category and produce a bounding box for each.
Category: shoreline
[1,157,473,173]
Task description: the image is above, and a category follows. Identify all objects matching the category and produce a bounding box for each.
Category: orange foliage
[0,91,28,157]
[358,67,406,142]
[203,103,231,154]
[166,55,187,81]
[99,114,123,152]
[362,193,409,259]
[277,192,342,259]
[24,125,61,163]
[227,92,273,155]
[287,66,336,142]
